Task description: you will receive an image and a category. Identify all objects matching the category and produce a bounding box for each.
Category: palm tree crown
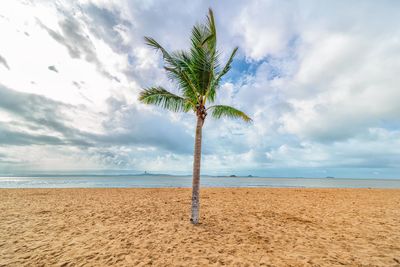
[139,8,252,123]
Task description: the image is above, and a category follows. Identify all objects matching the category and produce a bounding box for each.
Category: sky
[0,0,399,178]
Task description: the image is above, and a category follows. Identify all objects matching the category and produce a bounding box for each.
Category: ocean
[0,175,400,188]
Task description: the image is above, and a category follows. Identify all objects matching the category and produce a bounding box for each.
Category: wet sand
[1,188,399,266]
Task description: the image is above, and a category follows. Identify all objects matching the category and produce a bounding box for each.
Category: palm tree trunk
[191,115,203,224]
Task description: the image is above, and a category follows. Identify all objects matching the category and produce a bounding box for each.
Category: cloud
[83,3,132,54]
[36,16,120,82]
[228,0,299,60]
[265,128,400,169]
[98,95,194,154]
[0,124,65,146]
[0,84,92,146]
[48,65,58,73]
[0,84,194,169]
[0,54,10,70]
[278,12,400,143]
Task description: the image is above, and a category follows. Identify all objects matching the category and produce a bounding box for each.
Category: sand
[0,188,399,266]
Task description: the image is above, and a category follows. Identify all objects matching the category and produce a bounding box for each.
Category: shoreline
[1,186,400,190]
[2,176,400,189]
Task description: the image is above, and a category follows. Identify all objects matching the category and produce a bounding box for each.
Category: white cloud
[230,0,299,60]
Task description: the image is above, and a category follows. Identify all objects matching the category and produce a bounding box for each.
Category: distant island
[138,172,173,177]
[224,174,256,178]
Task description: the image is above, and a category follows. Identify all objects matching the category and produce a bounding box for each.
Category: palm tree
[139,8,252,224]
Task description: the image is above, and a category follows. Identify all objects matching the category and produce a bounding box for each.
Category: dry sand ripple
[0,188,399,266]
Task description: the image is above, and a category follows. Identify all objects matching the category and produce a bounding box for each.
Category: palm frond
[206,47,237,103]
[145,37,200,101]
[188,15,220,100]
[203,8,216,52]
[144,37,178,68]
[139,87,193,112]
[189,24,212,96]
[167,51,199,102]
[208,105,252,122]
[214,47,238,86]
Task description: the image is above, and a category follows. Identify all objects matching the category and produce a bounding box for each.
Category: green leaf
[166,51,199,102]
[204,8,216,52]
[189,24,212,96]
[208,105,252,122]
[215,47,238,85]
[139,87,193,112]
[205,47,238,104]
[145,36,200,102]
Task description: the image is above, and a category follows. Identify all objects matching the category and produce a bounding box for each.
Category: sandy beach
[1,188,399,266]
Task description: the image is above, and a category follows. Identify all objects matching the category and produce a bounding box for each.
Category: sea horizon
[1,174,400,189]
[1,170,400,179]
